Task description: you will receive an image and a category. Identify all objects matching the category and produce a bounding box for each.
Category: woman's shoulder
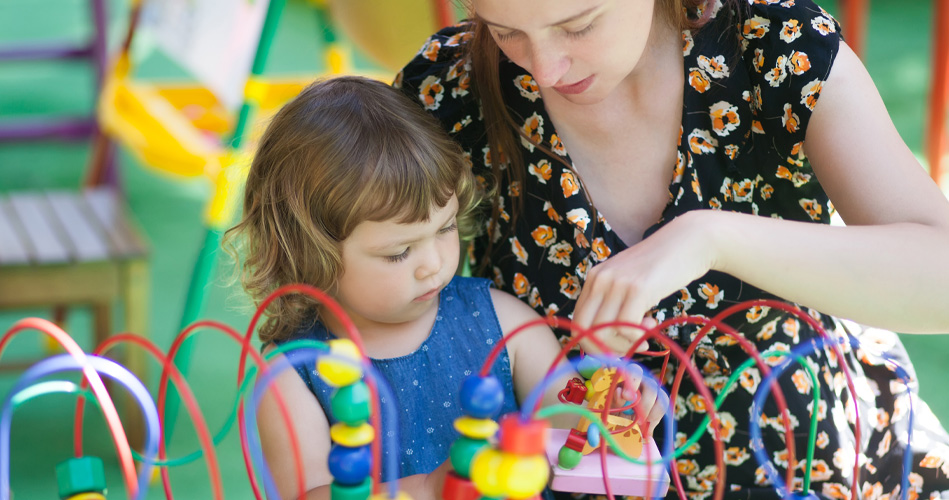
[736,0,842,60]
[393,23,482,131]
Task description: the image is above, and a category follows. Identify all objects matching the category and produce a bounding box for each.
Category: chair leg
[121,259,149,447]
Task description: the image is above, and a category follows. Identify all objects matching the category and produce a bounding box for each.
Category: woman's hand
[572,210,719,355]
[612,363,671,439]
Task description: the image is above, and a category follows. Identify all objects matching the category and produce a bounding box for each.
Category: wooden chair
[0,0,150,442]
[839,0,949,187]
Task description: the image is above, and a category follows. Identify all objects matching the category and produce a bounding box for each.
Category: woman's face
[473,0,658,104]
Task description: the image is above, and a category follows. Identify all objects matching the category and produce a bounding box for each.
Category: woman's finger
[646,386,670,438]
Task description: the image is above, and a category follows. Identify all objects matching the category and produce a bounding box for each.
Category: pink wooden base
[545,428,671,497]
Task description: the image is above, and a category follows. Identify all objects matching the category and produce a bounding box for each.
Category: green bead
[449,436,489,478]
[330,477,371,500]
[56,456,106,498]
[577,356,601,379]
[557,445,583,470]
[331,381,371,426]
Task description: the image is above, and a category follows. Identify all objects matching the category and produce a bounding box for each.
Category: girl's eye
[566,22,595,39]
[385,249,410,263]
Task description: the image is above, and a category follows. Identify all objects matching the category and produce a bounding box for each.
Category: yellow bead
[469,448,507,498]
[584,379,594,401]
[330,422,375,447]
[317,339,363,387]
[453,416,499,440]
[503,455,549,499]
[369,492,413,500]
[470,450,549,500]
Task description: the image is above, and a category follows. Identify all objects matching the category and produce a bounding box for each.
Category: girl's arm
[573,41,949,345]
[257,347,451,500]
[256,347,333,500]
[491,288,581,427]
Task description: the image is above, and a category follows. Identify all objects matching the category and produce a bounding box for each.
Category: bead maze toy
[0,282,922,500]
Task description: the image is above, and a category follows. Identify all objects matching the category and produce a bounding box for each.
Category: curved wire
[91,333,223,500]
[0,354,160,500]
[0,318,138,496]
[245,346,401,499]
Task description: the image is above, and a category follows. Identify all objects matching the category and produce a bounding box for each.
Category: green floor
[0,0,947,498]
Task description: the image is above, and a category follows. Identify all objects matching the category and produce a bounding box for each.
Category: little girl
[227,76,577,500]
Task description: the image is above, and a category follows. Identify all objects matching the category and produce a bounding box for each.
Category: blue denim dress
[280,276,519,479]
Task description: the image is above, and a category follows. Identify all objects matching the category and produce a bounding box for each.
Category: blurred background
[0,0,946,498]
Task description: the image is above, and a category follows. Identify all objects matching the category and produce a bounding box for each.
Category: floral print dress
[396,0,949,498]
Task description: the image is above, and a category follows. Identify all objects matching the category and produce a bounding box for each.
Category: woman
[396,0,949,498]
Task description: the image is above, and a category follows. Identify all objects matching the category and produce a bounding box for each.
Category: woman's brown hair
[226,76,479,343]
[463,0,743,269]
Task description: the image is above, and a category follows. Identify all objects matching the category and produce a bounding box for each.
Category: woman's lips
[553,75,593,95]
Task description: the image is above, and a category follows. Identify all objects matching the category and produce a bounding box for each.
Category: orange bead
[498,414,549,455]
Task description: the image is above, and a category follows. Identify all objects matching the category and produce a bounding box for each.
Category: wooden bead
[328,444,372,485]
[331,381,371,426]
[459,375,505,419]
[577,356,601,379]
[441,471,482,500]
[557,445,583,470]
[330,478,371,500]
[317,339,363,387]
[453,416,499,440]
[449,436,489,478]
[330,422,375,447]
[470,449,549,500]
[498,414,548,455]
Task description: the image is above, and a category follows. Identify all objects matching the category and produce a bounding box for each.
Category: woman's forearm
[708,210,949,333]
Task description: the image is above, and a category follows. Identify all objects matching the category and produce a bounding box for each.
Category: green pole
[163,0,288,446]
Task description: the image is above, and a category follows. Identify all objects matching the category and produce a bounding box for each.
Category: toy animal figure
[558,366,643,468]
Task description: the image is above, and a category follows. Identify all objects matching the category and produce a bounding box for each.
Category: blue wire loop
[749,334,916,499]
[245,347,402,499]
[0,353,161,500]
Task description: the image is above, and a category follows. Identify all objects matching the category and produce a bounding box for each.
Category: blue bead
[576,356,601,379]
[459,375,504,419]
[587,425,601,448]
[327,444,372,486]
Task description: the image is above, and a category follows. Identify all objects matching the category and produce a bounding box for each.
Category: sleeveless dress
[277,276,519,479]
[395,1,949,498]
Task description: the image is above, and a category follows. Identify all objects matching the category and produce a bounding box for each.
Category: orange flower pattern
[397,0,949,496]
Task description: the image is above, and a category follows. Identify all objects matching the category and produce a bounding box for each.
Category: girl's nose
[415,244,443,281]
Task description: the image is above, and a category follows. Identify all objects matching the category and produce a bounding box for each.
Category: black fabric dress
[396,1,949,498]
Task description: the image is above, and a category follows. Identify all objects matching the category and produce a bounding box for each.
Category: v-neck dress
[396,0,949,498]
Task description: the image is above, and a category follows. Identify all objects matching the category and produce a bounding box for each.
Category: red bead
[557,377,587,404]
[564,428,586,452]
[441,471,482,500]
[498,414,549,455]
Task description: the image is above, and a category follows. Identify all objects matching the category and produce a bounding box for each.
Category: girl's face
[331,196,461,330]
[474,0,657,105]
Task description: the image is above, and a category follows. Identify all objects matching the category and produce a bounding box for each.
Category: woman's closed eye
[439,222,458,235]
[565,22,595,39]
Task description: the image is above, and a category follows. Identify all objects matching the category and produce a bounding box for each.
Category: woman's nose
[528,41,569,88]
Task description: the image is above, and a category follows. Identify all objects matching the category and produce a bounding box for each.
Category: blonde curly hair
[226,76,480,343]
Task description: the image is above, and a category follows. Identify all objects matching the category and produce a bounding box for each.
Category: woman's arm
[712,40,949,333]
[573,41,949,342]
